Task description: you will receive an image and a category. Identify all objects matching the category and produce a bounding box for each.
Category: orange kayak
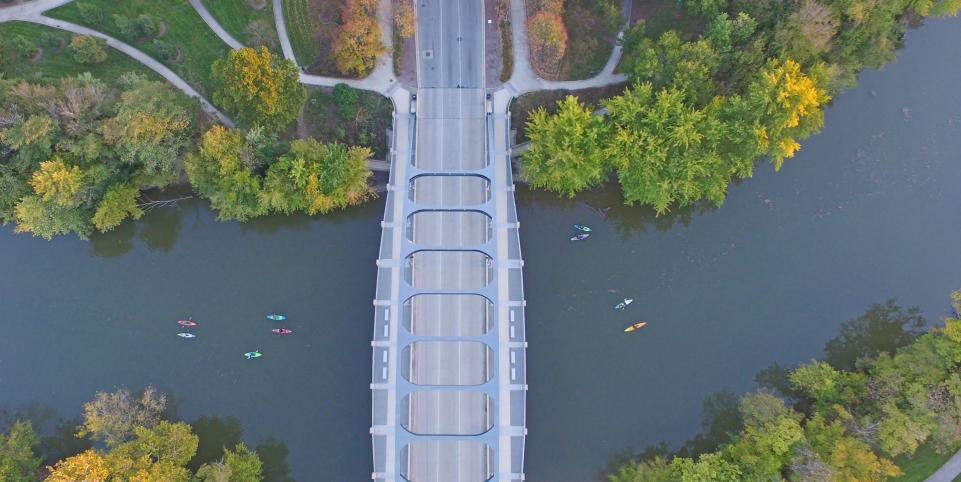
[624,321,647,333]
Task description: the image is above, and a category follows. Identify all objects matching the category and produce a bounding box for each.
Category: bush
[69,35,108,64]
[152,39,178,62]
[11,35,38,60]
[39,31,65,50]
[77,2,105,24]
[114,13,159,40]
[332,83,360,119]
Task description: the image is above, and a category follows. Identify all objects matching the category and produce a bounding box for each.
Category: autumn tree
[77,385,167,446]
[45,450,110,482]
[333,0,387,76]
[394,1,416,39]
[774,0,839,64]
[196,443,263,482]
[69,35,108,64]
[526,10,568,75]
[747,58,829,168]
[521,95,609,197]
[211,47,306,132]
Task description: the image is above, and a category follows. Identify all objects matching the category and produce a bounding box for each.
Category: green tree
[678,0,727,17]
[105,421,198,482]
[102,78,193,185]
[606,456,674,482]
[93,183,144,232]
[211,47,307,132]
[13,195,92,240]
[69,35,108,64]
[186,126,265,221]
[0,114,59,166]
[622,30,720,105]
[332,83,360,120]
[262,139,373,215]
[671,452,741,481]
[77,2,105,24]
[774,0,839,64]
[0,420,41,482]
[521,95,609,197]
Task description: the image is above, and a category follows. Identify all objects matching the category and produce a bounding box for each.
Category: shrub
[77,2,105,24]
[332,83,360,120]
[152,39,178,62]
[69,35,108,64]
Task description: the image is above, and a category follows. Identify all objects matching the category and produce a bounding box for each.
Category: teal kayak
[573,224,592,232]
[244,351,262,359]
[266,314,286,321]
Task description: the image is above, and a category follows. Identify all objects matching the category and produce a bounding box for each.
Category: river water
[1,16,960,482]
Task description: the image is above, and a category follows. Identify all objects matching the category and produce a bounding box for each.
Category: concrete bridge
[369,0,527,480]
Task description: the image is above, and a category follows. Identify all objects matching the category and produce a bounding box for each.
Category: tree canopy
[211,47,306,132]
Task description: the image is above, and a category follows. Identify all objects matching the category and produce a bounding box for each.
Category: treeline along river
[2,16,961,482]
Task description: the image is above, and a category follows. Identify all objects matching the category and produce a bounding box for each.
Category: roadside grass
[281,0,317,65]
[0,21,158,82]
[46,0,230,95]
[891,443,961,482]
[498,0,513,82]
[558,0,620,80]
[281,0,344,76]
[201,0,280,51]
[510,84,627,143]
[303,85,392,159]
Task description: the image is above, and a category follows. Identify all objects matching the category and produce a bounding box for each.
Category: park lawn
[200,0,280,51]
[281,0,345,76]
[0,21,158,82]
[46,0,230,95]
[891,443,961,482]
[303,86,392,159]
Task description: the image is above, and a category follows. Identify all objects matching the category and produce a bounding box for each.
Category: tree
[30,158,83,208]
[604,83,730,213]
[332,83,360,120]
[774,0,839,64]
[606,456,674,482]
[394,1,416,39]
[106,421,198,481]
[823,300,926,371]
[77,386,167,446]
[0,114,59,166]
[678,0,727,17]
[332,1,387,77]
[69,35,108,64]
[186,126,265,221]
[102,78,193,184]
[671,452,742,482]
[77,2,105,24]
[45,450,110,482]
[0,420,41,482]
[13,195,92,240]
[93,183,143,232]
[747,58,829,168]
[526,10,568,75]
[262,139,373,215]
[621,31,720,105]
[222,443,263,482]
[521,95,609,197]
[211,47,306,131]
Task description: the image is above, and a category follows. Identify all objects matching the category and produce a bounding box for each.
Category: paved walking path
[503,0,629,95]
[272,0,396,94]
[926,448,961,482]
[187,0,243,50]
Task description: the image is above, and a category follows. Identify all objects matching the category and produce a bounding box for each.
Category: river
[1,16,960,482]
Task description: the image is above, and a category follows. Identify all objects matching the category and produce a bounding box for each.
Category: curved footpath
[187,0,243,50]
[926,449,961,482]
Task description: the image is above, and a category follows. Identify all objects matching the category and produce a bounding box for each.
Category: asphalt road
[416,0,484,88]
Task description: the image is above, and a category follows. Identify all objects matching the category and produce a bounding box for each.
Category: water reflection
[0,402,91,465]
[514,183,717,239]
[88,188,190,258]
[190,415,244,470]
[257,436,294,482]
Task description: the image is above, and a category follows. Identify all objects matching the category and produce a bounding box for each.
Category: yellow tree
[394,1,416,39]
[526,10,567,75]
[748,59,829,169]
[30,158,83,207]
[45,450,110,482]
[211,47,306,132]
[333,1,387,77]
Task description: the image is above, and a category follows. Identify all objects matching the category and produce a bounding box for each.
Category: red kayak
[177,320,197,327]
[271,329,293,335]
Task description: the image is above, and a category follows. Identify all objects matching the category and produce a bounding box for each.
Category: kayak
[570,233,590,241]
[624,321,648,333]
[177,320,197,327]
[614,298,634,310]
[266,314,286,321]
[271,329,293,335]
[177,333,196,339]
[573,224,592,232]
[244,351,262,359]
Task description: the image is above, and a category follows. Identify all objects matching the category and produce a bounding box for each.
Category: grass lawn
[46,0,230,95]
[892,443,961,482]
[0,21,158,82]
[201,0,280,51]
[303,86,392,158]
[281,0,348,77]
